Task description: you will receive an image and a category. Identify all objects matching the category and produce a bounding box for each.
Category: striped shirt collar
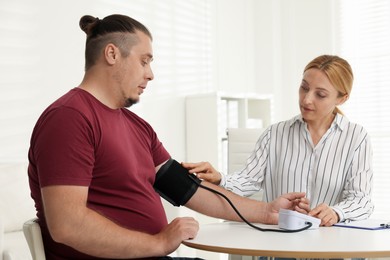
[291,113,349,131]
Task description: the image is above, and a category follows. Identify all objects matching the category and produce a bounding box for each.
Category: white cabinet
[185,92,272,173]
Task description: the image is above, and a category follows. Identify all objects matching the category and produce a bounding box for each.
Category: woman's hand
[181,161,222,185]
[309,203,339,226]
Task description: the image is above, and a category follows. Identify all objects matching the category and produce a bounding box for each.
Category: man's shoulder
[52,88,92,109]
[33,88,106,134]
[42,88,84,113]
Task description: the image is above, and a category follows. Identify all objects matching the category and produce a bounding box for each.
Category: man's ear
[104,43,119,65]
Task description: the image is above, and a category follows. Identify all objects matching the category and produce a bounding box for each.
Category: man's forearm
[184,180,270,223]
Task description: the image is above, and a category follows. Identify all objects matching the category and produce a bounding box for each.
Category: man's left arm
[184,180,305,225]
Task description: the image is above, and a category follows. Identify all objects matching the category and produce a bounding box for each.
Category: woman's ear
[337,94,349,106]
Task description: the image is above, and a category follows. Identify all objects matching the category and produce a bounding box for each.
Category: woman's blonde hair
[304,55,353,115]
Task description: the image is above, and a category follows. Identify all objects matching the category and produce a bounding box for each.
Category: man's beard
[124,97,139,108]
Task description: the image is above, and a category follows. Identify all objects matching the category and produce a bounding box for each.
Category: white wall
[251,0,336,121]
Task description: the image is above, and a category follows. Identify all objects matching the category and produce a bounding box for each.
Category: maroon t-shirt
[28,88,170,259]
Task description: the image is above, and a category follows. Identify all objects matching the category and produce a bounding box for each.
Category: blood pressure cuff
[154,158,201,207]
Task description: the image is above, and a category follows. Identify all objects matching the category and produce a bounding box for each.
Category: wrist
[219,172,226,186]
[217,172,222,184]
[331,207,343,223]
[257,201,272,224]
[152,233,172,257]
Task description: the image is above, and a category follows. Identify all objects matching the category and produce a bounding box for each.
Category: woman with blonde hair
[184,55,374,226]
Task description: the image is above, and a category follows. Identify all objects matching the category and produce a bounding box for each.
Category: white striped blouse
[221,114,374,221]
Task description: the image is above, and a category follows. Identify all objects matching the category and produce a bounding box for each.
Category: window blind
[337,0,390,219]
[0,0,213,162]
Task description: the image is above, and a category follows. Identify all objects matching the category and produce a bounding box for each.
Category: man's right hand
[181,161,222,184]
[156,217,199,255]
[294,197,311,214]
[265,192,307,224]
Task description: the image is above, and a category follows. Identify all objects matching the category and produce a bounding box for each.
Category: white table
[183,221,390,258]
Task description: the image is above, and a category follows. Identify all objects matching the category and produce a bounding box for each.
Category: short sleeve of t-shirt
[32,106,95,187]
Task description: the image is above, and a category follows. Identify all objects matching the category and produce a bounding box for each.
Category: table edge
[182,240,390,258]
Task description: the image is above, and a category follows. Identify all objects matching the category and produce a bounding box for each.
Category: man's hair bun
[79,15,99,36]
